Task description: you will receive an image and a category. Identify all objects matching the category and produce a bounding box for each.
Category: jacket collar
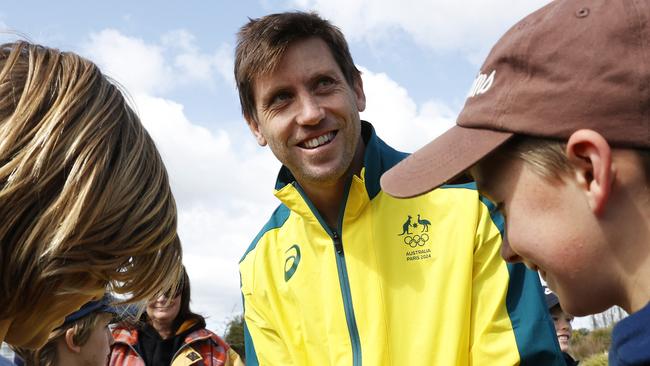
[181,328,218,345]
[111,325,217,347]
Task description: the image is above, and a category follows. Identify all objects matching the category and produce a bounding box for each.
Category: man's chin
[294,161,353,184]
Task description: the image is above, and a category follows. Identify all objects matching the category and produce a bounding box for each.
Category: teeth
[303,132,334,149]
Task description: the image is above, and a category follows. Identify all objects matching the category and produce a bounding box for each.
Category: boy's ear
[566,129,614,216]
[64,328,82,353]
[245,115,268,147]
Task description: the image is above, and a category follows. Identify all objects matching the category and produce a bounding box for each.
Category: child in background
[0,41,182,349]
[14,296,116,366]
[545,287,578,366]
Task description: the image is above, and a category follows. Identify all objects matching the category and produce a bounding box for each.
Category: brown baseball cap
[381,0,650,198]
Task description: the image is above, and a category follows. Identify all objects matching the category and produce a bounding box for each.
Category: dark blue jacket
[610,301,650,365]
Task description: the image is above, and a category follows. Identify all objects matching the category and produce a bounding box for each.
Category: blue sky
[4,0,599,333]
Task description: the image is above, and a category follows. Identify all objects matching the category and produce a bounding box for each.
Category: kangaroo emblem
[399,215,413,235]
[417,214,431,232]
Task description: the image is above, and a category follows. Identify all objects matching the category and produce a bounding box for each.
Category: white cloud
[134,94,277,210]
[360,67,455,152]
[291,0,550,63]
[82,29,234,95]
[213,44,236,87]
[131,92,279,332]
[161,29,197,51]
[83,29,173,94]
[162,29,235,88]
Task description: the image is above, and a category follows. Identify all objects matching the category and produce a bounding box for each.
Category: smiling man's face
[246,37,366,187]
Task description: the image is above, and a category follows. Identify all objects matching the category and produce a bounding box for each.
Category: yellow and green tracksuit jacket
[239,122,564,366]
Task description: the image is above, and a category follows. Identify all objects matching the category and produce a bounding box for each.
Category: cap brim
[381,125,513,198]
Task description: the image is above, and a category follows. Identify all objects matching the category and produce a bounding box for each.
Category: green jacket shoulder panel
[360,122,409,200]
[239,203,291,264]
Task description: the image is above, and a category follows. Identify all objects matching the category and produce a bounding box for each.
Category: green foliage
[570,327,612,361]
[223,313,245,361]
[580,352,608,366]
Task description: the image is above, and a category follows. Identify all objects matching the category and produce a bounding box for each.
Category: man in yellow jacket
[235,11,564,366]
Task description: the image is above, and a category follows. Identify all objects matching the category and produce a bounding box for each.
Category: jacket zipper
[332,230,362,366]
[294,182,362,366]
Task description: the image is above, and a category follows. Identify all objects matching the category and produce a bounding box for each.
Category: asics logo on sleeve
[284,244,301,282]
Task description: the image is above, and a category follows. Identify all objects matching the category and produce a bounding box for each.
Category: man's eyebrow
[259,85,292,104]
[309,69,337,80]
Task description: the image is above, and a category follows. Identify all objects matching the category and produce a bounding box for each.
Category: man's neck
[299,138,366,229]
[300,181,346,229]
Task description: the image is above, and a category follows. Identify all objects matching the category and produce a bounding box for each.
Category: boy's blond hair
[502,137,650,183]
[0,41,182,323]
[14,312,110,366]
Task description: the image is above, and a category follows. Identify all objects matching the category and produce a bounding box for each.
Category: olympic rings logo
[404,234,429,247]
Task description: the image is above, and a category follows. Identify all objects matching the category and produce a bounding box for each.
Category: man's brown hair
[235,11,361,121]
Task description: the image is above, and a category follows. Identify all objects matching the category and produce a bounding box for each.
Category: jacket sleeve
[240,243,294,366]
[469,196,566,366]
[241,290,294,366]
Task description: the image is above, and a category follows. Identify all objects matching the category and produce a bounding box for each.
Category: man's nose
[296,94,325,126]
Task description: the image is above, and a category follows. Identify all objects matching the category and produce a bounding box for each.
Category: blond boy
[0,41,182,349]
[381,1,650,365]
[14,297,116,366]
